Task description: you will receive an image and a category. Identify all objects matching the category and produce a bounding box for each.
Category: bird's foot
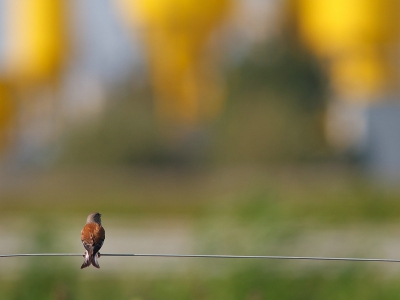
[98,252,101,258]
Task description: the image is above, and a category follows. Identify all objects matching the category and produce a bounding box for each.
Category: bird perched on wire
[81,212,105,269]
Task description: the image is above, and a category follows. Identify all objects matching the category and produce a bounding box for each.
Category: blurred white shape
[325,100,368,154]
[365,103,400,182]
[67,0,139,84]
[226,0,282,62]
[61,70,106,123]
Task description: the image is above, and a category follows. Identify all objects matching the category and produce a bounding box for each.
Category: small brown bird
[81,212,105,269]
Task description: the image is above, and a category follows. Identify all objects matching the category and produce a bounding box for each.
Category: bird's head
[86,212,102,225]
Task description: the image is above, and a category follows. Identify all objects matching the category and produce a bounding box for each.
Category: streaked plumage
[81,212,105,269]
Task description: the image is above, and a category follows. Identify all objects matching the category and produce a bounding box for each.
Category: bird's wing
[92,226,105,255]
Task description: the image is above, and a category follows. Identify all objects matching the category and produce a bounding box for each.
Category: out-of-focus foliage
[293,0,400,100]
[0,0,67,163]
[11,220,78,300]
[60,38,328,165]
[2,0,66,84]
[116,0,231,127]
[0,84,15,153]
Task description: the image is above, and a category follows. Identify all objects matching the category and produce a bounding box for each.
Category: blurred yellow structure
[294,0,400,101]
[0,0,66,153]
[116,0,231,127]
[3,0,65,84]
[0,84,14,152]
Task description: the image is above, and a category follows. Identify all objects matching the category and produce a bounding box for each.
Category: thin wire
[0,253,82,257]
[1,253,400,263]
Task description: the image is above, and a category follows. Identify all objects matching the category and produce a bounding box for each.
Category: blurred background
[2,0,400,299]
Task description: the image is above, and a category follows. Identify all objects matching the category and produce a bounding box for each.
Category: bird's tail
[91,253,100,268]
[81,251,101,269]
[81,250,91,269]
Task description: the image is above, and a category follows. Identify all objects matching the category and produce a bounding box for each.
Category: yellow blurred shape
[4,0,65,84]
[298,0,396,54]
[116,0,230,126]
[296,0,400,100]
[330,49,390,99]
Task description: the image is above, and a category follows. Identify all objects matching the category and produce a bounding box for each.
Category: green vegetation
[1,167,400,299]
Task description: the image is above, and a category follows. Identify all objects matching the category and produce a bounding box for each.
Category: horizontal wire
[1,253,400,263]
[0,253,82,257]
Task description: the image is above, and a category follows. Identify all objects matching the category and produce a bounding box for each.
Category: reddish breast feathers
[81,223,105,245]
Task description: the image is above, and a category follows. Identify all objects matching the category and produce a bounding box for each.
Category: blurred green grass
[2,167,400,299]
[3,166,399,224]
